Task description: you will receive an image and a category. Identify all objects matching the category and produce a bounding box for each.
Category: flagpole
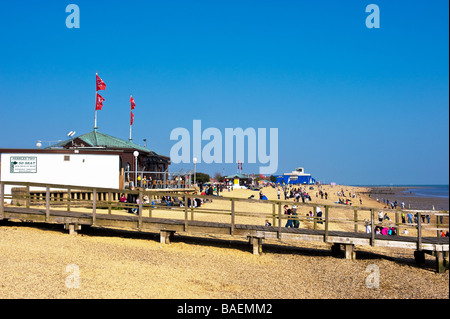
[129,120,132,141]
[129,94,132,141]
[94,71,98,130]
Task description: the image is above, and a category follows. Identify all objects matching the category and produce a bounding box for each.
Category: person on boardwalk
[316,206,323,224]
[285,206,294,228]
[365,221,372,233]
[126,187,137,214]
[292,209,300,228]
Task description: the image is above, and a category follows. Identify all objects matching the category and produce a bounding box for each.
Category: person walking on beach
[378,210,384,222]
[407,212,413,224]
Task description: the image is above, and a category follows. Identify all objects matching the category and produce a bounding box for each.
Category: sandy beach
[0,184,448,299]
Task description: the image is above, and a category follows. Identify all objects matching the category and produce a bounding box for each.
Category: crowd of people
[117,183,447,239]
[118,183,227,214]
[264,204,324,229]
[335,189,363,205]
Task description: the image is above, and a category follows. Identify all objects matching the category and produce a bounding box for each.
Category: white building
[0,148,121,200]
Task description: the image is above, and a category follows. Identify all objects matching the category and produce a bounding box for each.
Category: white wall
[1,152,120,198]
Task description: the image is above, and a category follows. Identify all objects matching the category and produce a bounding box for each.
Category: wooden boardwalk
[1,181,449,273]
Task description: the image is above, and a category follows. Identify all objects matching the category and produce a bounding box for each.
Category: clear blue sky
[0,0,448,185]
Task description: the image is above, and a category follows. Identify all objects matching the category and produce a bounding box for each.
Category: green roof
[47,130,166,157]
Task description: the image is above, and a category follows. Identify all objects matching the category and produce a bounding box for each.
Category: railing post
[278,202,282,238]
[25,185,30,209]
[92,188,97,226]
[324,206,329,242]
[395,209,399,229]
[149,194,153,218]
[313,206,317,230]
[138,191,143,230]
[353,209,358,233]
[45,186,50,222]
[107,192,112,214]
[184,195,188,231]
[231,199,235,235]
[436,214,440,237]
[0,182,4,219]
[272,203,276,227]
[370,209,375,246]
[67,188,71,212]
[417,211,422,251]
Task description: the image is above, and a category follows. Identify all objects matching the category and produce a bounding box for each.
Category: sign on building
[10,156,37,173]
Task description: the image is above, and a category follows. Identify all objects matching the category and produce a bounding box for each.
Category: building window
[64,155,70,161]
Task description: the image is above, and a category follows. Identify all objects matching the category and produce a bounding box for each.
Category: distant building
[276,167,316,185]
[225,174,252,188]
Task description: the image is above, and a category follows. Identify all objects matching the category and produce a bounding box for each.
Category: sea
[401,185,449,199]
[362,184,449,211]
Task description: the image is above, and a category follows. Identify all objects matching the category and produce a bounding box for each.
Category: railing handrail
[1,180,449,249]
[2,180,448,215]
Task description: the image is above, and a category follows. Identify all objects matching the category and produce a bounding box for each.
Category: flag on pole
[130,95,136,110]
[95,93,105,110]
[130,111,134,125]
[96,74,106,91]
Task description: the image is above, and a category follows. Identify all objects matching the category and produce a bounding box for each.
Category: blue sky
[0,0,448,185]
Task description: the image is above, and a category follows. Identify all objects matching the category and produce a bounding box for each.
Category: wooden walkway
[1,181,449,273]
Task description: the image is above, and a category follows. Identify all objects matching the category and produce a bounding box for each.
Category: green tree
[195,172,210,184]
[213,172,225,182]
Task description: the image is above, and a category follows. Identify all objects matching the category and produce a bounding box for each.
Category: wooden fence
[1,181,449,272]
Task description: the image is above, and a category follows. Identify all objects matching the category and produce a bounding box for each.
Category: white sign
[10,156,37,173]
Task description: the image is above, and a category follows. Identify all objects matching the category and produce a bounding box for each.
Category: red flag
[130,96,136,110]
[95,93,105,110]
[130,111,134,125]
[96,74,106,91]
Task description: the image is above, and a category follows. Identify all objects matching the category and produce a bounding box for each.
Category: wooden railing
[1,181,449,246]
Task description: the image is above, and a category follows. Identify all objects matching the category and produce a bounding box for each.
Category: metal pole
[133,151,139,187]
[94,72,98,129]
[192,158,197,188]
